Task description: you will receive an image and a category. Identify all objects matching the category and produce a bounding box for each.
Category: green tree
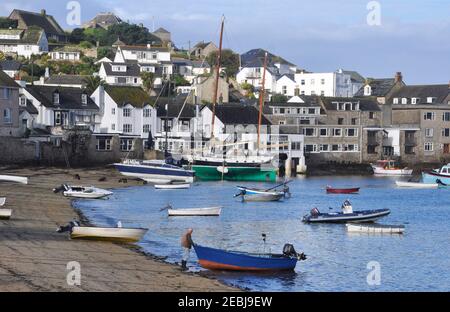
[206,49,240,77]
[172,74,190,86]
[271,93,288,103]
[141,72,155,93]
[69,28,85,44]
[83,76,106,94]
[97,47,114,60]
[0,51,5,61]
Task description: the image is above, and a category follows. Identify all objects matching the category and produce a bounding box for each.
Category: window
[320,128,328,137]
[282,86,287,95]
[304,144,317,153]
[320,91,325,96]
[308,108,316,115]
[53,92,60,105]
[319,144,329,152]
[311,91,316,95]
[425,128,434,138]
[143,124,150,133]
[442,128,450,137]
[1,88,10,100]
[405,146,415,155]
[123,124,133,133]
[19,97,27,106]
[112,108,116,115]
[96,137,112,151]
[301,80,305,85]
[333,128,342,137]
[351,118,357,125]
[123,108,131,117]
[411,98,420,104]
[120,139,133,151]
[143,108,151,118]
[310,79,315,85]
[443,112,450,121]
[424,142,434,152]
[331,144,340,151]
[393,98,399,104]
[364,85,372,96]
[401,98,407,104]
[423,112,435,121]
[367,146,376,154]
[81,94,88,106]
[346,128,358,137]
[369,112,375,119]
[111,124,116,131]
[321,79,325,85]
[304,128,316,136]
[3,108,12,124]
[427,97,436,104]
[291,142,302,150]
[338,118,344,125]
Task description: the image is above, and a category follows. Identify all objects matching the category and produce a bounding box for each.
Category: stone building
[0,70,20,136]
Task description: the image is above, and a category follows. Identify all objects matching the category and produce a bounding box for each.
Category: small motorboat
[395,181,438,189]
[0,197,6,207]
[0,175,28,185]
[167,206,222,217]
[346,224,405,234]
[237,181,291,197]
[0,209,12,220]
[240,191,285,202]
[326,186,360,194]
[371,160,413,176]
[155,182,191,190]
[193,243,306,271]
[303,200,390,223]
[54,184,113,199]
[57,221,148,243]
[422,164,450,184]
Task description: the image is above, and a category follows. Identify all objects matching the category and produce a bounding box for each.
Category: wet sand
[0,167,237,292]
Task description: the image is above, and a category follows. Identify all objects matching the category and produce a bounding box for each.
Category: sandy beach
[0,167,236,292]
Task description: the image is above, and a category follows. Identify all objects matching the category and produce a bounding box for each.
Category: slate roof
[342,70,365,83]
[354,78,396,97]
[84,12,122,29]
[320,97,381,112]
[157,100,196,119]
[20,98,39,115]
[204,104,271,125]
[45,75,88,87]
[0,70,20,88]
[120,44,167,52]
[389,85,449,104]
[241,48,296,68]
[266,95,321,108]
[104,85,153,108]
[26,85,98,110]
[9,9,65,37]
[154,27,170,34]
[102,62,141,77]
[0,60,22,71]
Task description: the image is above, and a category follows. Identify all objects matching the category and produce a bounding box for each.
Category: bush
[79,41,93,49]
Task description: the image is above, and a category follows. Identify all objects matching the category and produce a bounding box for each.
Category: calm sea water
[74,176,450,292]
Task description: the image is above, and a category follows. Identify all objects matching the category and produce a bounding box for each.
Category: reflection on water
[74,175,450,291]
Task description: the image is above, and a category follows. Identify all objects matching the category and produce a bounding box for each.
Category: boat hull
[63,188,113,199]
[303,209,391,223]
[346,224,405,234]
[115,163,194,183]
[193,165,276,182]
[0,175,28,185]
[395,181,438,188]
[70,227,148,243]
[372,167,413,176]
[193,245,297,271]
[326,187,360,194]
[0,209,12,220]
[155,184,191,190]
[168,207,222,217]
[242,193,284,202]
[422,172,450,184]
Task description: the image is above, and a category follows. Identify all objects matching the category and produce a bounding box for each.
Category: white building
[236,63,279,94]
[91,85,157,143]
[172,58,211,83]
[0,28,48,58]
[99,62,142,86]
[50,50,81,62]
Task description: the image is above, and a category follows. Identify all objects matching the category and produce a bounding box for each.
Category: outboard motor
[283,244,307,261]
[53,184,66,194]
[56,220,80,233]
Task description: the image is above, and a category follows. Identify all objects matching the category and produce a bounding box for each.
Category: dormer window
[364,85,372,96]
[19,96,27,107]
[81,94,88,106]
[411,98,420,104]
[401,98,407,104]
[393,98,399,104]
[427,97,436,104]
[53,92,60,105]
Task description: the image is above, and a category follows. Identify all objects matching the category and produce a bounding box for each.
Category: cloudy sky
[1,0,449,84]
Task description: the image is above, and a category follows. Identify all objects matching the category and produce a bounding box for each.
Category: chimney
[395,72,403,83]
[41,9,46,16]
[147,43,151,49]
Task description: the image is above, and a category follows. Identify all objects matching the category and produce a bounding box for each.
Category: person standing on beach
[181,229,194,270]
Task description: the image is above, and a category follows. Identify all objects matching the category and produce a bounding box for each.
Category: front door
[444,144,450,154]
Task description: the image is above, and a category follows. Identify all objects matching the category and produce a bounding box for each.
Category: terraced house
[0,70,20,136]
[387,84,450,163]
[0,27,48,58]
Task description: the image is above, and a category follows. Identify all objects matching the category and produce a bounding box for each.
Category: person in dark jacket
[180,229,194,270]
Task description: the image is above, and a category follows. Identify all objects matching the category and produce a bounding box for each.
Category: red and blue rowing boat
[326,187,360,194]
[193,244,305,271]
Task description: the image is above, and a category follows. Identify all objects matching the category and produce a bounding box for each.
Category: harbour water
[74,176,450,291]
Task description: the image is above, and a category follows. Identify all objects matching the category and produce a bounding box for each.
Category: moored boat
[0,175,28,185]
[346,224,405,234]
[193,243,306,271]
[422,164,450,184]
[241,192,284,202]
[326,187,360,194]
[114,159,195,184]
[155,183,191,190]
[303,200,390,223]
[395,181,438,188]
[0,209,12,220]
[371,160,413,176]
[0,197,5,207]
[167,207,222,217]
[54,184,113,199]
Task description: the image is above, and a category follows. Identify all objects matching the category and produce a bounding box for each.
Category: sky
[1,0,449,84]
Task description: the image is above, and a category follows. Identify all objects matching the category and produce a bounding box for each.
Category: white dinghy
[346,224,405,234]
[57,221,148,243]
[165,205,222,217]
[0,175,28,185]
[0,197,6,207]
[155,183,191,190]
[395,181,438,189]
[0,209,12,220]
[54,184,113,199]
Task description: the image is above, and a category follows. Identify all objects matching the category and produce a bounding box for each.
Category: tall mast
[211,15,225,139]
[257,52,268,151]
